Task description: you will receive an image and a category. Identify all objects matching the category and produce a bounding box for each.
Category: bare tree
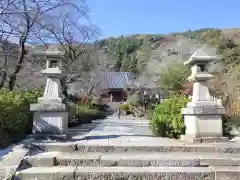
[0,27,18,88]
[61,44,108,101]
[68,47,108,101]
[0,0,89,90]
[0,0,15,15]
[32,6,105,98]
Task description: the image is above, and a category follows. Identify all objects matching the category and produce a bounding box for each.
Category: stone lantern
[30,48,68,138]
[181,49,227,143]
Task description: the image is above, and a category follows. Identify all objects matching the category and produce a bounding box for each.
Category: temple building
[98,72,136,102]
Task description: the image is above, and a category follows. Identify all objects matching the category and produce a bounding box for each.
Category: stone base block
[183,114,223,138]
[32,111,68,135]
[180,135,229,143]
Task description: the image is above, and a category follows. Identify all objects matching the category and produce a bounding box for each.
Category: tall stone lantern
[181,49,227,143]
[30,48,68,138]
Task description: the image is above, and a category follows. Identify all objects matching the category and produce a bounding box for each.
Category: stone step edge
[76,144,240,153]
[34,142,240,153]
[15,166,214,180]
[15,166,239,180]
[23,152,240,167]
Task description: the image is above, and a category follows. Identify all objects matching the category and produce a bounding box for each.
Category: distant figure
[117,103,122,119]
[110,93,113,102]
[117,108,121,119]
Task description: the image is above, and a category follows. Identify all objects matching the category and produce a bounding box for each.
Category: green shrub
[0,88,43,148]
[75,104,105,121]
[119,103,130,111]
[150,94,189,139]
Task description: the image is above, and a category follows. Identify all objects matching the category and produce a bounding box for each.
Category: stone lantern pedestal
[180,49,228,143]
[30,49,68,138]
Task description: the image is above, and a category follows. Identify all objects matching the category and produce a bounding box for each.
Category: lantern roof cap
[184,48,216,66]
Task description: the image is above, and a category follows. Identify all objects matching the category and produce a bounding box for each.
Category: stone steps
[15,143,240,180]
[15,166,240,180]
[23,152,240,168]
[76,144,240,153]
[15,166,216,180]
[9,115,240,179]
[35,142,240,153]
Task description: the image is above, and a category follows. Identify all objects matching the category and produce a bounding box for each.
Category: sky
[87,0,240,39]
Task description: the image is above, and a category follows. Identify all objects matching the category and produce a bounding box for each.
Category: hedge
[0,88,43,148]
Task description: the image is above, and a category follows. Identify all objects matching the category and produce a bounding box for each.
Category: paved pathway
[69,115,181,146]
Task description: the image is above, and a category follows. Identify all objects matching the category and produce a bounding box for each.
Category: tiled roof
[99,72,135,89]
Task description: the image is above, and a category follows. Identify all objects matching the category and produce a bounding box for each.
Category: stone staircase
[6,116,240,180]
[15,142,240,180]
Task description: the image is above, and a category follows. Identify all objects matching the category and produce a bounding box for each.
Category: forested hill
[1,28,240,90]
[95,28,240,76]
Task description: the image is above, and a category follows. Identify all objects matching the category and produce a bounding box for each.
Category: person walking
[117,103,122,119]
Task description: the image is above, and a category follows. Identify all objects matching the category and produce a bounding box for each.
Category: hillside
[1,28,240,90]
[96,28,240,87]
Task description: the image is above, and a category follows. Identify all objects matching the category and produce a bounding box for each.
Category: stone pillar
[30,49,68,139]
[180,49,228,143]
